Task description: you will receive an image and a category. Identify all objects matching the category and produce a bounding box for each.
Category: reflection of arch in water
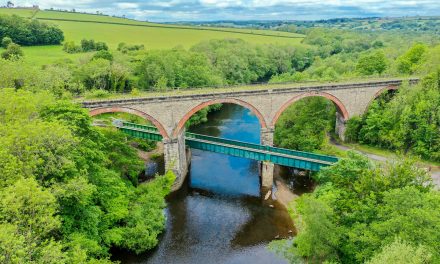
[173,98,268,138]
[271,91,349,126]
[89,107,169,139]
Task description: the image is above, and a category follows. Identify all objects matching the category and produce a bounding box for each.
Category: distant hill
[177,16,440,34]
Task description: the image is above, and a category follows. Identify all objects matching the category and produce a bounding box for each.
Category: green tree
[1,43,23,60]
[274,97,335,152]
[1,36,12,48]
[366,239,432,264]
[397,43,427,74]
[0,178,67,264]
[356,51,387,75]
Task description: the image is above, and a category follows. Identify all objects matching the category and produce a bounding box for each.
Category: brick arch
[363,85,399,114]
[173,98,268,138]
[89,107,169,139]
[271,91,349,126]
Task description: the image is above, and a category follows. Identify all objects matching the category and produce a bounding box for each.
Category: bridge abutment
[335,112,347,142]
[260,127,275,189]
[163,131,189,191]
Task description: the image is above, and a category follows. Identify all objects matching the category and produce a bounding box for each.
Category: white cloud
[115,2,139,9]
[10,0,440,21]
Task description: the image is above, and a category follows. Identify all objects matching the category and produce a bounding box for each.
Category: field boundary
[35,17,304,39]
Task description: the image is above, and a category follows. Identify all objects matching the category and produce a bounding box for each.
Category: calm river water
[114,104,313,264]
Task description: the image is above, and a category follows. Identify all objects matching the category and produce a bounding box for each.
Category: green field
[0,8,304,65]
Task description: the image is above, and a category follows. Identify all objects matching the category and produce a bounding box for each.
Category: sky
[12,0,440,22]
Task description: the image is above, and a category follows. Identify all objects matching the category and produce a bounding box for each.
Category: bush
[92,50,113,61]
[63,41,82,53]
[1,43,23,60]
[95,41,108,51]
[1,36,12,48]
[63,39,109,54]
[117,42,145,53]
[345,116,363,142]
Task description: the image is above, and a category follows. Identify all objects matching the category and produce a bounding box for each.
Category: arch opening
[272,92,349,127]
[364,85,398,115]
[271,92,349,151]
[89,107,169,139]
[173,98,267,138]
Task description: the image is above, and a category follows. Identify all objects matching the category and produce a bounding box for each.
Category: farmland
[0,8,304,49]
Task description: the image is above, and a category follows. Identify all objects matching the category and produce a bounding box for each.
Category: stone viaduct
[83,79,418,190]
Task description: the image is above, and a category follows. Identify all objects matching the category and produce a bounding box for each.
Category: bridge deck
[118,121,338,171]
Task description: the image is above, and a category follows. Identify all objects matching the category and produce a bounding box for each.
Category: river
[114,104,314,264]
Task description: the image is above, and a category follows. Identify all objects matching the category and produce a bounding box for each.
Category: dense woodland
[0,12,439,264]
[0,89,174,263]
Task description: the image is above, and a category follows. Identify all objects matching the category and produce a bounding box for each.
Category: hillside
[0,8,304,48]
[0,8,305,65]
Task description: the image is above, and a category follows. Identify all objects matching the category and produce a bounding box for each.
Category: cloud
[11,0,440,22]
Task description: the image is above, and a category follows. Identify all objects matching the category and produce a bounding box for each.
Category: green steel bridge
[116,121,339,171]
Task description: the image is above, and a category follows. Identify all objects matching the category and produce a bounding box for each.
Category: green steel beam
[116,121,338,170]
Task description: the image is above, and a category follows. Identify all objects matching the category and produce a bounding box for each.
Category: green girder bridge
[115,121,338,171]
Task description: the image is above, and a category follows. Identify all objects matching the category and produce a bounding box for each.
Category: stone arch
[173,98,268,138]
[271,91,350,126]
[89,107,170,139]
[363,85,399,114]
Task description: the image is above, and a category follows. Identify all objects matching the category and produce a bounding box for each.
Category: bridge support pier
[261,127,274,146]
[335,112,347,142]
[261,127,275,189]
[261,161,274,189]
[163,131,188,191]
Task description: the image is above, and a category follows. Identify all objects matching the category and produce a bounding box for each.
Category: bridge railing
[186,132,338,163]
[118,121,338,164]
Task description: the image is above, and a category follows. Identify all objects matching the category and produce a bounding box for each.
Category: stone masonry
[86,79,418,190]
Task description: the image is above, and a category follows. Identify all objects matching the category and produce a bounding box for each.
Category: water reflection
[114,104,301,264]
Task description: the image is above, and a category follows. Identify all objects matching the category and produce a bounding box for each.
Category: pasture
[0,8,304,65]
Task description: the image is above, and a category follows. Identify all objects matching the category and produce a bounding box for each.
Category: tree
[0,14,63,45]
[1,36,12,48]
[356,51,387,75]
[274,97,335,152]
[271,152,437,264]
[367,238,432,264]
[1,43,23,60]
[93,50,113,61]
[397,43,427,74]
[289,195,341,263]
[0,178,67,263]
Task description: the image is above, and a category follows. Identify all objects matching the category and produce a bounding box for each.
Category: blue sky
[14,1,440,22]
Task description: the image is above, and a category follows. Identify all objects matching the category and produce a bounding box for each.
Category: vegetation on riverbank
[0,89,174,263]
[270,152,440,263]
[346,69,440,162]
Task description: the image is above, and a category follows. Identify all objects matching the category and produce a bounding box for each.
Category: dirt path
[330,139,440,189]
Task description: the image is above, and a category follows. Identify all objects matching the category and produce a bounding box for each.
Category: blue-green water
[115,104,312,264]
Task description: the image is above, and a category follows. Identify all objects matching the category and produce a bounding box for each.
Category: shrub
[63,41,82,53]
[92,50,113,61]
[1,36,12,48]
[1,43,23,60]
[95,41,108,51]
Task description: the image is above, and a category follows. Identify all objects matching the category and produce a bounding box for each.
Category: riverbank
[329,138,440,188]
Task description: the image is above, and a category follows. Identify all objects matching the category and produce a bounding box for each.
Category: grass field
[0,8,304,65]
